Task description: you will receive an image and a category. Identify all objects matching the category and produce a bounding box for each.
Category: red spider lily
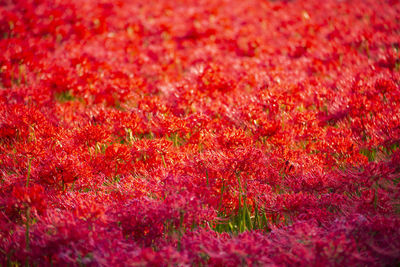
[1,0,400,265]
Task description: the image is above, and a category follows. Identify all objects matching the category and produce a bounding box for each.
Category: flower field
[1,0,400,265]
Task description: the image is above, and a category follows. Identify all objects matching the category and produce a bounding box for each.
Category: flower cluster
[1,0,400,265]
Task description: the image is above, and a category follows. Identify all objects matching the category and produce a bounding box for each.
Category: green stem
[161,154,167,168]
[26,158,31,187]
[218,180,226,212]
[25,208,30,250]
[25,207,30,267]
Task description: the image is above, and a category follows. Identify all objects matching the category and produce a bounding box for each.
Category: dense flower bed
[1,0,400,265]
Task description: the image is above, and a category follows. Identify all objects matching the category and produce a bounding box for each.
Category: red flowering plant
[1,0,400,265]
